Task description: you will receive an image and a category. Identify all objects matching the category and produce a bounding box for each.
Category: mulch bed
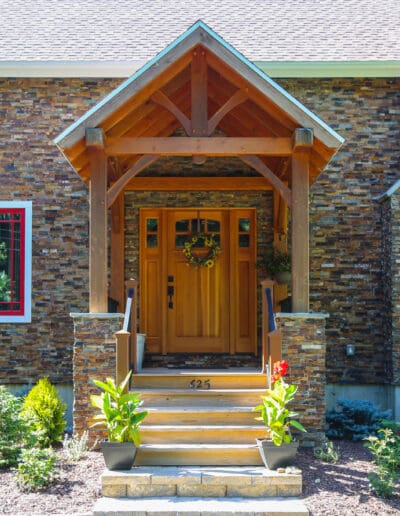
[0,441,399,515]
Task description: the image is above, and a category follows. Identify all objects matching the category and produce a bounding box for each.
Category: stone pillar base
[275,312,328,446]
[71,313,124,444]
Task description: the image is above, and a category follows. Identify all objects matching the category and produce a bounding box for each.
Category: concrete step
[137,388,264,407]
[144,406,259,425]
[93,496,309,516]
[132,371,268,389]
[136,444,264,466]
[100,466,303,498]
[140,424,265,444]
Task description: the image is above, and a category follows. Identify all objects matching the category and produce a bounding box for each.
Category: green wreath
[182,233,221,268]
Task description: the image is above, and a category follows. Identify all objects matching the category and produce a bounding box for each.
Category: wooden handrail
[125,279,138,373]
[115,330,130,390]
[260,280,282,381]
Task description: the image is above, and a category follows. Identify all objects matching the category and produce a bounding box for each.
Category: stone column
[71,313,124,443]
[275,313,328,446]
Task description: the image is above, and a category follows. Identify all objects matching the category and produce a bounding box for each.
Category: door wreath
[182,233,221,268]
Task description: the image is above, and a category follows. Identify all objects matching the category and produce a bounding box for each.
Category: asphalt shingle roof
[0,0,398,62]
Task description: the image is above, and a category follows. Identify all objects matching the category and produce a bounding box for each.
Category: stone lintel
[70,312,124,319]
[276,312,329,319]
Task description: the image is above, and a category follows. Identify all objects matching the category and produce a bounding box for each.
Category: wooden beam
[125,176,273,191]
[292,127,314,150]
[86,128,108,313]
[291,135,311,312]
[240,155,292,207]
[207,89,248,134]
[107,154,159,208]
[106,137,292,156]
[151,90,191,135]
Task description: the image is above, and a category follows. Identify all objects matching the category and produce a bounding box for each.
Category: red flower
[272,360,289,382]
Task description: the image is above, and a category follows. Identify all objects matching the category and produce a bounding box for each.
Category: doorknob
[167,285,174,309]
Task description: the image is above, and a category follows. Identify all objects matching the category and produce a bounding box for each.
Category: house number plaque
[189,379,211,389]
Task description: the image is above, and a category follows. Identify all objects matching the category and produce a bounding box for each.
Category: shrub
[22,377,66,447]
[0,386,34,468]
[15,447,58,492]
[62,431,89,462]
[326,398,391,441]
[364,423,400,498]
[313,439,340,463]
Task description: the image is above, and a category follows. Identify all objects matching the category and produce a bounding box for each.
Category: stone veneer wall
[0,77,398,387]
[381,188,400,386]
[71,313,123,441]
[276,313,327,445]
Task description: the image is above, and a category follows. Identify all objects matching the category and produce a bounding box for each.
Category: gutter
[0,60,398,78]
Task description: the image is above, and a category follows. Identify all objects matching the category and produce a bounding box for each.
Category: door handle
[167,285,174,309]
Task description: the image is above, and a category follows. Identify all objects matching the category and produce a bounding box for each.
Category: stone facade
[381,186,400,386]
[71,313,123,440]
[276,314,327,445]
[0,77,399,390]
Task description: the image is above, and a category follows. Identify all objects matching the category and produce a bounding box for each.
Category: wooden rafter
[240,155,292,207]
[106,137,292,156]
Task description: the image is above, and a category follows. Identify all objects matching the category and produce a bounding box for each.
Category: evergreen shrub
[0,386,34,468]
[326,398,391,441]
[22,378,66,447]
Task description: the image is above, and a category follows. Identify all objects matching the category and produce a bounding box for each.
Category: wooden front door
[140,208,257,355]
[167,210,229,353]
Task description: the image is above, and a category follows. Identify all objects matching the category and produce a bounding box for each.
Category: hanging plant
[182,233,221,268]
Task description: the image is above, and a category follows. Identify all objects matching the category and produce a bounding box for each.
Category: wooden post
[110,192,125,311]
[291,128,313,313]
[115,330,130,391]
[86,128,108,313]
[125,279,138,373]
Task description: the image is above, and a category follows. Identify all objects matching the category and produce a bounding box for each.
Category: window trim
[0,201,32,323]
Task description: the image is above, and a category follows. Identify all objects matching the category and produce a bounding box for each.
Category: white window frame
[0,201,32,323]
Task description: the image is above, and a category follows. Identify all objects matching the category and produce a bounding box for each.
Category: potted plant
[257,248,291,285]
[90,370,147,470]
[254,360,306,469]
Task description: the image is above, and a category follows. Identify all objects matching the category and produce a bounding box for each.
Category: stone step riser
[141,426,266,444]
[133,374,268,390]
[100,466,302,499]
[94,496,309,516]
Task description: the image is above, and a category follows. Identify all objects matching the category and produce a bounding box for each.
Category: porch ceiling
[54,21,344,190]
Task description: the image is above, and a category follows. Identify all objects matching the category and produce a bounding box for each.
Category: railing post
[261,280,275,373]
[125,279,138,373]
[115,329,130,392]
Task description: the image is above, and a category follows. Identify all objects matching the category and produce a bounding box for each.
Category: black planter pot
[256,438,298,469]
[100,441,137,470]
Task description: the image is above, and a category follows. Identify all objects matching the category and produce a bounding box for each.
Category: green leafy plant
[254,360,306,446]
[313,438,340,463]
[257,248,290,276]
[364,423,400,498]
[15,447,58,492]
[62,431,89,462]
[90,371,147,445]
[0,386,35,468]
[326,398,391,441]
[21,377,66,447]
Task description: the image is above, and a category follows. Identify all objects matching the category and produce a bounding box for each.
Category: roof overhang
[54,20,344,186]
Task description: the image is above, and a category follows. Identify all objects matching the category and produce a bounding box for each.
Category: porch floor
[142,352,261,370]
